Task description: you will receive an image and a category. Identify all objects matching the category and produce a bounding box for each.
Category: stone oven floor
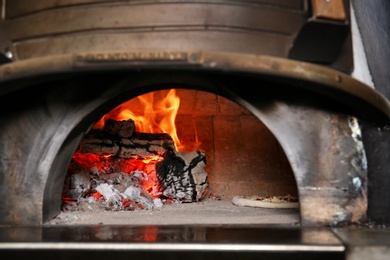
[46,197,300,225]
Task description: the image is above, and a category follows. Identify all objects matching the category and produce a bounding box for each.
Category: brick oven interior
[170,89,298,198]
[53,88,300,225]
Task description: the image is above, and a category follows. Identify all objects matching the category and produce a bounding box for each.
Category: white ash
[96,183,118,201]
[123,185,142,199]
[132,170,149,181]
[62,171,91,200]
[122,186,156,210]
[62,170,162,212]
[153,198,163,208]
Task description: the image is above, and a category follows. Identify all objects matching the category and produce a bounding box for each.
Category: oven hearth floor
[46,198,300,225]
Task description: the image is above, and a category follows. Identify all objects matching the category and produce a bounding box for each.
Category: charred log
[80,129,175,158]
[103,119,135,138]
[62,171,91,200]
[156,151,208,202]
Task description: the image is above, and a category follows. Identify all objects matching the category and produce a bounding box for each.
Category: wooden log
[103,119,135,138]
[156,150,208,202]
[80,129,176,158]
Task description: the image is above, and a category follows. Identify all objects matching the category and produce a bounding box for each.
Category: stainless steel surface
[0,51,388,122]
[0,225,345,259]
[2,1,305,61]
[0,0,352,71]
[333,227,390,260]
[250,103,368,226]
[0,243,344,252]
[5,0,305,18]
[3,225,390,259]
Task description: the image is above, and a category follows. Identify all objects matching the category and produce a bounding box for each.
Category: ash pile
[62,119,209,212]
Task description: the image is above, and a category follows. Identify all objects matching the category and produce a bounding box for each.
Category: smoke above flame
[94,89,184,151]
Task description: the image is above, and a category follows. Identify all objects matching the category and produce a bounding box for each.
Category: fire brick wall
[125,89,298,198]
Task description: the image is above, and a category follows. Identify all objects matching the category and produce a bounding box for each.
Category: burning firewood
[156,151,208,202]
[103,119,135,138]
[62,119,209,212]
[80,130,175,158]
[62,171,91,200]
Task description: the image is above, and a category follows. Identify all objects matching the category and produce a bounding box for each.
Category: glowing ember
[62,152,165,211]
[69,152,162,198]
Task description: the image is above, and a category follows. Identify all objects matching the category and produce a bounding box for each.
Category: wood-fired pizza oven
[0,0,389,229]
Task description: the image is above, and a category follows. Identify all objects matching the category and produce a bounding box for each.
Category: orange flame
[94,89,184,151]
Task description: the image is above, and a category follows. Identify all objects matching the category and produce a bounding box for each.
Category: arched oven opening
[0,45,388,229]
[36,69,307,225]
[57,86,300,225]
[1,57,386,227]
